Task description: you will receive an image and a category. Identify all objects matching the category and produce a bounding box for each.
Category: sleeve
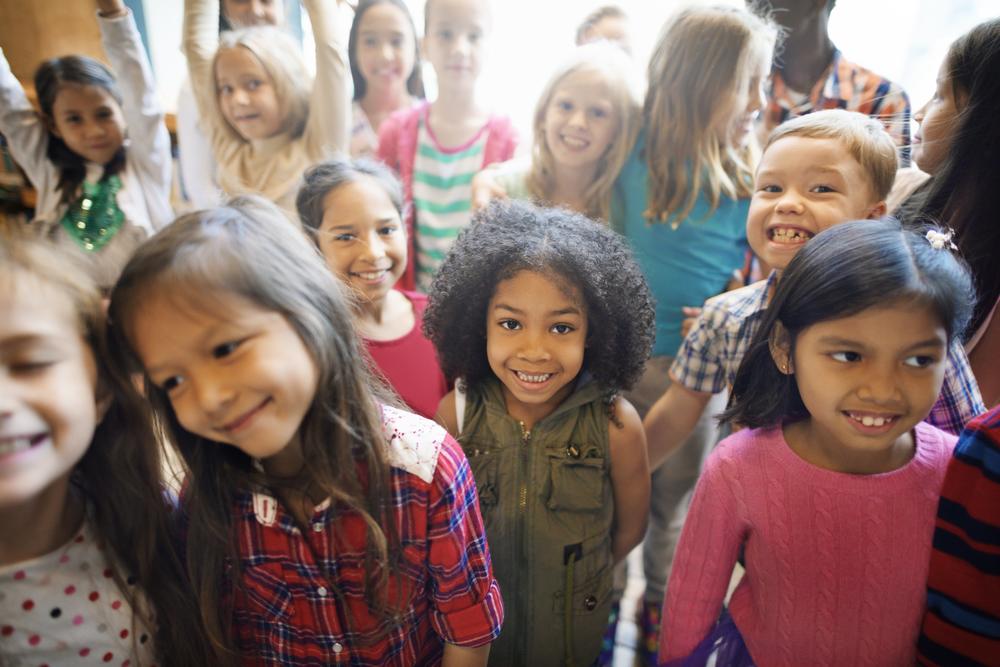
[0,48,56,191]
[866,78,911,167]
[98,9,172,229]
[659,447,746,662]
[669,298,731,394]
[927,337,986,435]
[425,435,504,647]
[182,0,238,151]
[300,0,350,157]
[176,80,222,208]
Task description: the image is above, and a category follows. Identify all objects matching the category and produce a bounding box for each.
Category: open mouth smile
[0,433,48,458]
[768,226,814,244]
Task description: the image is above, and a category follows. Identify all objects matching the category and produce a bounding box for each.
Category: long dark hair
[107,196,402,659]
[296,156,406,232]
[0,231,214,665]
[34,55,126,203]
[348,0,425,101]
[722,219,975,429]
[897,18,1000,337]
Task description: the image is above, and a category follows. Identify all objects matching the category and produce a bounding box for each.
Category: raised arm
[608,396,650,563]
[182,0,235,144]
[301,0,350,156]
[0,49,54,189]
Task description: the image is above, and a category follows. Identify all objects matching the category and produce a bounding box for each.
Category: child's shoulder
[380,403,449,484]
[914,421,959,466]
[701,277,771,323]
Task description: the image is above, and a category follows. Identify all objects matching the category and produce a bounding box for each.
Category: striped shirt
[917,406,1000,666]
[411,119,489,291]
[763,49,912,166]
[670,273,986,436]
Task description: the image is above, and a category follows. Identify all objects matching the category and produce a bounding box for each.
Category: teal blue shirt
[612,132,750,357]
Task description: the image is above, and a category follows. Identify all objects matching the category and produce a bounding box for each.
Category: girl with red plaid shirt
[107,196,503,666]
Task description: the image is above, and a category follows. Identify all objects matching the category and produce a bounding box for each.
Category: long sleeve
[659,451,745,661]
[98,9,172,230]
[0,48,57,198]
[929,338,986,435]
[175,78,223,208]
[300,0,349,157]
[182,0,241,151]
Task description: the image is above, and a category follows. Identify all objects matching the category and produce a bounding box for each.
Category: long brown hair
[0,231,214,665]
[643,5,775,225]
[107,196,402,658]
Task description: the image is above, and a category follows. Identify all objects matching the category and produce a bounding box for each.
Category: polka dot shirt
[0,522,156,666]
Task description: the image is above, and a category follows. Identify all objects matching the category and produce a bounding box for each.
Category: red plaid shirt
[229,406,503,665]
[763,49,912,166]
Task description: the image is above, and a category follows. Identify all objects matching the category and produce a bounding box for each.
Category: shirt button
[333,642,343,654]
[317,586,328,597]
[312,522,323,532]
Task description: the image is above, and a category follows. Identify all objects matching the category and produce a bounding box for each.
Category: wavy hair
[0,231,214,665]
[722,219,975,430]
[107,196,401,659]
[643,5,776,225]
[348,0,424,101]
[423,200,654,401]
[526,42,642,221]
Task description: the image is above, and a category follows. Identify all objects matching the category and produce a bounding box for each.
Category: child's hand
[95,0,127,18]
[471,169,508,211]
[680,306,702,338]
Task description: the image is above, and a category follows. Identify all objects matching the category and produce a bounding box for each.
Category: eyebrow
[816,336,945,350]
[493,303,582,317]
[0,333,64,351]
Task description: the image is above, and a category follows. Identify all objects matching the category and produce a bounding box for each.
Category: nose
[774,189,804,215]
[568,107,587,128]
[452,34,471,57]
[857,363,900,403]
[380,42,395,61]
[84,120,107,139]
[232,88,251,106]
[914,99,928,124]
[190,371,235,418]
[515,330,551,363]
[361,230,388,261]
[748,83,765,115]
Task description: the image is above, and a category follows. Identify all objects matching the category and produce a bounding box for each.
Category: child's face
[0,276,100,509]
[715,52,769,150]
[130,288,319,477]
[355,2,417,97]
[578,15,630,53]
[774,303,947,470]
[215,46,284,141]
[913,61,961,176]
[49,83,125,165]
[747,136,884,271]
[422,0,490,92]
[316,176,407,306]
[543,68,618,173]
[486,270,587,427]
[222,0,283,28]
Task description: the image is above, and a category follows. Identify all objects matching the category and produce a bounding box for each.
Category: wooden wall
[0,1,108,86]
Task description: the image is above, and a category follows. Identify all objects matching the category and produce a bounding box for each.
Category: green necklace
[59,175,125,252]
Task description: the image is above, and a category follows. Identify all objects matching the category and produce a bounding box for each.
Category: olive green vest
[459,377,615,667]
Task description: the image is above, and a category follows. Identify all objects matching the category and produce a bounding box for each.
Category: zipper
[514,420,532,665]
[518,421,531,514]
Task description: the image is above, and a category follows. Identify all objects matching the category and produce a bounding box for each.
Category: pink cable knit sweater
[660,422,956,666]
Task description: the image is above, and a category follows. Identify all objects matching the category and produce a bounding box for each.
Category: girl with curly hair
[424,200,654,666]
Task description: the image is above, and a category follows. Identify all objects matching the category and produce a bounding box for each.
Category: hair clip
[925,229,957,251]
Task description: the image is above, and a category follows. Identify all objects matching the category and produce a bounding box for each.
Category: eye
[9,359,56,374]
[811,185,836,194]
[830,351,862,363]
[904,354,937,369]
[758,184,781,193]
[589,107,609,119]
[498,318,521,331]
[159,375,184,392]
[218,84,233,96]
[556,100,573,112]
[363,37,378,47]
[391,37,404,48]
[468,31,481,43]
[330,231,356,242]
[246,79,261,91]
[64,115,82,124]
[551,323,576,335]
[437,29,453,40]
[378,224,399,236]
[212,340,241,359]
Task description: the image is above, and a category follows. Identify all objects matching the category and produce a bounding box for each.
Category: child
[0,232,212,664]
[0,0,171,291]
[107,196,502,665]
[660,219,974,665]
[917,405,1000,665]
[901,17,1000,408]
[471,42,641,221]
[182,0,350,211]
[424,200,654,666]
[575,5,631,54]
[296,157,448,419]
[348,0,424,158]
[377,0,518,291]
[609,7,777,660]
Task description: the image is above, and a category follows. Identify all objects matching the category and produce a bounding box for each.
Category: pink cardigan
[661,422,956,666]
[376,101,518,291]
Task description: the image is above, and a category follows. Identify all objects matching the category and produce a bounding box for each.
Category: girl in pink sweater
[659,219,977,666]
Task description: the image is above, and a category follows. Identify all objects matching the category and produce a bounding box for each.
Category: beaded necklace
[59,175,125,252]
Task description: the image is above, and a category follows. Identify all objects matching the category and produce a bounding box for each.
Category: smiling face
[913,61,962,175]
[748,136,884,270]
[222,0,283,27]
[316,176,407,306]
[215,46,284,141]
[543,67,619,172]
[48,83,126,165]
[716,50,770,150]
[355,2,417,97]
[130,288,318,476]
[0,274,100,509]
[422,0,490,92]
[776,304,947,473]
[486,270,587,429]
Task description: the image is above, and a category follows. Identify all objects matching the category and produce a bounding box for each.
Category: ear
[44,114,62,138]
[865,200,887,219]
[768,320,794,375]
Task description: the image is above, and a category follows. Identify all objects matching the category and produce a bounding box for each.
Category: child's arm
[644,382,713,470]
[182,0,237,146]
[927,338,986,435]
[97,1,172,229]
[301,0,350,156]
[608,396,650,563]
[442,643,490,667]
[0,49,55,191]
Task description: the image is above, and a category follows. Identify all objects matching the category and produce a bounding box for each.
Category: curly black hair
[423,200,654,394]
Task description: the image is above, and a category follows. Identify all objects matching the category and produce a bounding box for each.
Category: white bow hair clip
[925,229,957,251]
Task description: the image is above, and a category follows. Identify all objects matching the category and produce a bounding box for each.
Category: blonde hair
[764,109,898,201]
[211,27,311,140]
[527,42,642,221]
[644,5,776,225]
